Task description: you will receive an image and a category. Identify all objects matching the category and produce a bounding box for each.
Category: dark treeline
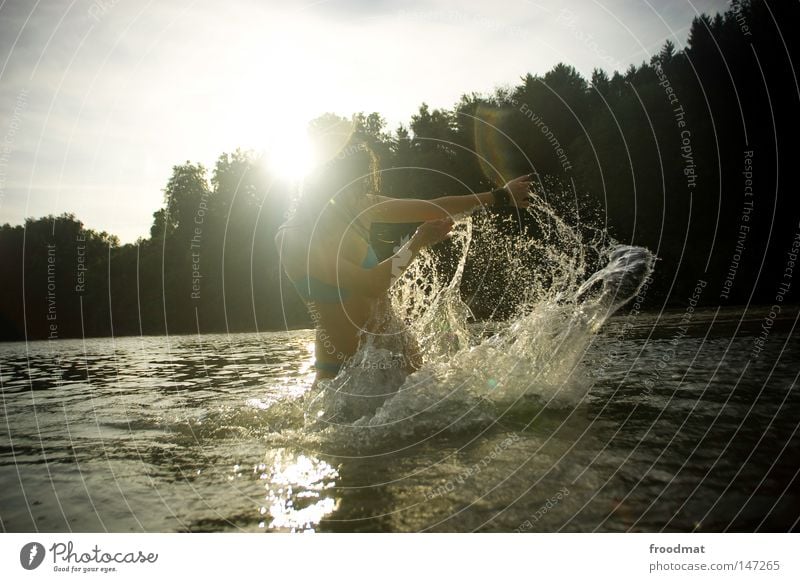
[2,0,798,341]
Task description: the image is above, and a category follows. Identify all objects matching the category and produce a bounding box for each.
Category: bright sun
[212,26,321,182]
[263,118,316,182]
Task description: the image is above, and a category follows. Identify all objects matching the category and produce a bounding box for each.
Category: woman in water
[275,139,534,384]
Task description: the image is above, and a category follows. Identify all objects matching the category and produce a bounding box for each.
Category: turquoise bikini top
[292,244,379,303]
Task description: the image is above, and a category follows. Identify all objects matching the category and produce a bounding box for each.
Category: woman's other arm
[330,219,455,298]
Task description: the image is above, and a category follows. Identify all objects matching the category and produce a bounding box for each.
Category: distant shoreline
[3,303,797,344]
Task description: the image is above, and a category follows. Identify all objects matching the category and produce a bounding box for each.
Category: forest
[1,0,797,341]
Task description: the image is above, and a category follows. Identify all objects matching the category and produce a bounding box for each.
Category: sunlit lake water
[1,307,798,532]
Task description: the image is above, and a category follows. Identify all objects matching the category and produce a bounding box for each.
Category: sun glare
[264,119,316,182]
[199,17,361,183]
[210,23,323,183]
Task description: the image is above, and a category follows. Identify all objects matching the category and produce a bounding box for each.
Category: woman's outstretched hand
[412,218,454,248]
[504,173,536,208]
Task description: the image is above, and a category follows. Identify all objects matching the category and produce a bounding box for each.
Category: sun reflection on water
[257,451,339,532]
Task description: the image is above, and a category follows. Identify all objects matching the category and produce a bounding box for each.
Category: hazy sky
[0,0,729,243]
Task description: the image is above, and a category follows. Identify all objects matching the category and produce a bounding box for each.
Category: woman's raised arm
[367,174,535,223]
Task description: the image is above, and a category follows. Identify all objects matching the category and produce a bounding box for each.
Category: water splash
[304,190,655,446]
